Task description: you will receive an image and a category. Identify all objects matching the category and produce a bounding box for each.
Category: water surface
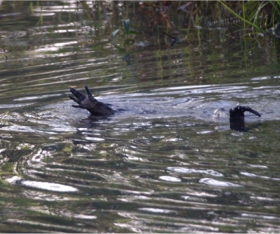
[0,2,280,232]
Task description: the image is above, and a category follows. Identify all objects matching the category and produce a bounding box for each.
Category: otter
[229,105,261,131]
[68,86,261,131]
[68,86,114,116]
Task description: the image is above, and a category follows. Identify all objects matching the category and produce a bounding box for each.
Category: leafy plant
[218,0,261,31]
[111,19,138,52]
[217,0,280,34]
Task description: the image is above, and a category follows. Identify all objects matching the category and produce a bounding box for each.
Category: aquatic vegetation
[111,19,138,52]
[217,0,280,36]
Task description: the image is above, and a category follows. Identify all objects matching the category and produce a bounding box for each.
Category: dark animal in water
[229,105,261,131]
[68,86,261,131]
[68,86,114,116]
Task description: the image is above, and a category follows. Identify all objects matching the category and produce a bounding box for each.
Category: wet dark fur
[68,86,114,116]
[229,105,261,131]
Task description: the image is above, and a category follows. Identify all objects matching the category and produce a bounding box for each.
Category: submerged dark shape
[68,86,114,116]
[229,105,261,131]
[163,32,187,47]
[163,32,179,47]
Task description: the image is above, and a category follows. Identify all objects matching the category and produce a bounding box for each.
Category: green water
[0,1,279,232]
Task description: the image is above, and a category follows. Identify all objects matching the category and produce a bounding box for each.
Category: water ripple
[199,178,242,187]
[6,176,78,192]
[168,167,223,177]
[159,175,181,182]
[0,3,280,232]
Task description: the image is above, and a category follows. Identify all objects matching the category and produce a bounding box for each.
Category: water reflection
[0,1,279,233]
[7,176,78,192]
[199,178,242,187]
[168,167,223,177]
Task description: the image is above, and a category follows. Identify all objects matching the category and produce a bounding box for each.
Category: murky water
[0,2,280,232]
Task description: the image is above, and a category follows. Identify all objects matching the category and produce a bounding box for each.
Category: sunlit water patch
[6,176,78,192]
[0,2,280,232]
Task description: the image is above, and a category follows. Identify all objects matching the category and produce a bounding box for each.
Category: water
[0,2,280,232]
